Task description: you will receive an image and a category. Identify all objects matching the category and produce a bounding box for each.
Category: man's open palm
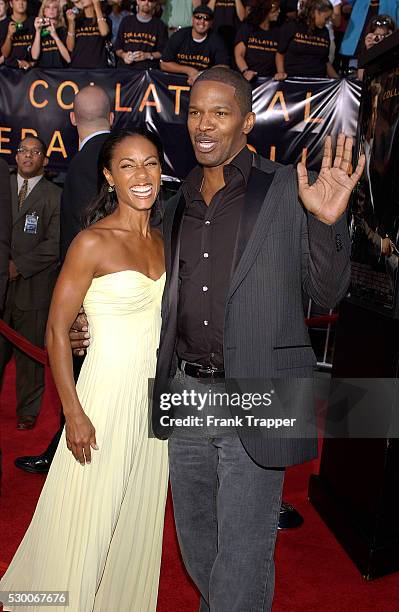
[297,133,366,225]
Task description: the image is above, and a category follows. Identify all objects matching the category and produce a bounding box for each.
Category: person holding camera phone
[364,12,397,48]
[356,13,396,78]
[31,0,71,67]
[0,0,35,70]
[66,0,111,68]
[339,0,399,60]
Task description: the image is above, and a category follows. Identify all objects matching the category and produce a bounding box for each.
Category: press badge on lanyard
[24,212,39,234]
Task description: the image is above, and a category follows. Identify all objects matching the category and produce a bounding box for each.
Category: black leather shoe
[16,415,37,430]
[278,501,304,530]
[14,454,52,474]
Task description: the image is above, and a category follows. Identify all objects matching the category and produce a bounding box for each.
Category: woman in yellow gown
[0,129,169,612]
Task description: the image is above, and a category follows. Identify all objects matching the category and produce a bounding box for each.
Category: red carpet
[1,361,399,611]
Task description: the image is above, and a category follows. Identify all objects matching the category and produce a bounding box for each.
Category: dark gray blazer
[10,174,61,311]
[60,132,110,261]
[152,154,351,467]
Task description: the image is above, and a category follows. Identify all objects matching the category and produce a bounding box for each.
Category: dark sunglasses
[194,14,211,21]
[372,17,394,28]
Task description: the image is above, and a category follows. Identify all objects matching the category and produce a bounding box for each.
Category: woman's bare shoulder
[65,227,111,266]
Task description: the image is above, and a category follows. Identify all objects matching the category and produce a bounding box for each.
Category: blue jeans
[168,372,285,612]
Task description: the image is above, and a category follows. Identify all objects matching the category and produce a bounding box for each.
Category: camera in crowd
[37,18,51,27]
[62,1,83,18]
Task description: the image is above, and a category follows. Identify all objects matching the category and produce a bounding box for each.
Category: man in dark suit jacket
[15,85,113,470]
[0,158,12,311]
[0,137,60,430]
[60,85,114,260]
[149,68,365,611]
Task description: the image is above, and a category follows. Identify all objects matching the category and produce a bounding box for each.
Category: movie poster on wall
[350,67,399,316]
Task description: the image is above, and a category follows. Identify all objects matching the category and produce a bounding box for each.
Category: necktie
[18,179,28,209]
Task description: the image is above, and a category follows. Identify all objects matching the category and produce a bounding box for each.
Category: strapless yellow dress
[0,271,169,612]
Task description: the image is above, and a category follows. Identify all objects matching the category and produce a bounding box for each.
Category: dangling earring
[108,184,115,192]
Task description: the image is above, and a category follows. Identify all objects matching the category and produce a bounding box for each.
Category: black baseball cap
[193,4,214,18]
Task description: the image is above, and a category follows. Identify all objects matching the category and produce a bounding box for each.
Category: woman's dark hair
[358,14,397,55]
[365,14,397,35]
[298,0,333,33]
[247,0,279,27]
[83,127,164,228]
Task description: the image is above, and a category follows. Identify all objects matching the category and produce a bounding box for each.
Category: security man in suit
[0,137,61,430]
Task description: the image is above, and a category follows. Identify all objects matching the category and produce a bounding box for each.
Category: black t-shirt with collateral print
[278,20,330,77]
[213,0,244,55]
[235,22,279,76]
[37,28,68,68]
[0,17,35,66]
[162,26,229,71]
[114,15,168,70]
[70,16,111,69]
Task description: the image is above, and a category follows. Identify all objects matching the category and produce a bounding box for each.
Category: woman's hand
[7,20,17,38]
[243,69,257,81]
[274,71,287,81]
[123,50,134,64]
[34,16,43,30]
[17,59,32,70]
[66,9,76,23]
[65,409,98,465]
[131,50,146,62]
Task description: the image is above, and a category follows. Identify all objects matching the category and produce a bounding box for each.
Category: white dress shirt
[79,130,111,151]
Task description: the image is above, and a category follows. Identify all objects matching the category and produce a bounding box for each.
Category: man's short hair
[18,136,47,156]
[193,67,252,116]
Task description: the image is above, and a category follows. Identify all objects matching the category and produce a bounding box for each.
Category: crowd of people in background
[0,0,398,78]
[0,0,396,431]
